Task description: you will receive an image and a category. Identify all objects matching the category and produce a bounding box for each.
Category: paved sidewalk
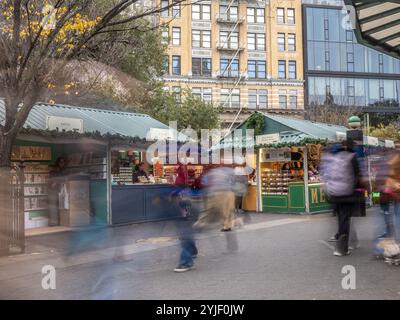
[0,213,322,282]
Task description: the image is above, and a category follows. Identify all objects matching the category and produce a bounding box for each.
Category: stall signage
[385,140,395,148]
[261,149,291,162]
[11,146,52,161]
[46,116,83,133]
[364,136,379,146]
[256,133,280,145]
[336,132,346,142]
[147,128,175,141]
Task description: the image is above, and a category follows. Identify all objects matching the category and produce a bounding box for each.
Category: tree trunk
[0,164,11,255]
[0,131,20,255]
[0,132,14,167]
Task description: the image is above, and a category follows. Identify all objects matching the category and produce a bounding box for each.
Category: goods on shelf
[65,153,107,180]
[112,167,133,183]
[261,169,290,195]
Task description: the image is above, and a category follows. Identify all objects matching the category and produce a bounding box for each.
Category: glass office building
[304,5,400,111]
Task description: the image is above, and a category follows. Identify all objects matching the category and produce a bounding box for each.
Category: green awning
[0,100,169,141]
[345,0,400,59]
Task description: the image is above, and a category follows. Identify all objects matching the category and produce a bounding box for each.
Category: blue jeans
[394,202,400,241]
[179,238,197,267]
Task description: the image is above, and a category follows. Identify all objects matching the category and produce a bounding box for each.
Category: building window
[278,33,285,52]
[279,91,287,108]
[256,8,265,23]
[288,61,296,80]
[248,60,266,79]
[192,30,211,48]
[161,0,169,17]
[161,28,169,45]
[379,54,384,73]
[346,30,353,42]
[220,5,238,21]
[348,86,355,98]
[220,58,239,77]
[220,88,240,108]
[192,4,200,20]
[192,4,211,20]
[247,7,265,24]
[324,18,329,40]
[162,56,169,75]
[325,51,330,71]
[348,85,355,104]
[379,80,385,101]
[277,8,285,24]
[347,52,354,72]
[248,33,265,51]
[192,58,212,77]
[220,31,239,49]
[172,0,181,17]
[172,27,181,46]
[287,8,295,24]
[192,88,212,103]
[289,91,298,109]
[288,33,296,52]
[248,33,255,50]
[172,86,181,103]
[172,55,181,75]
[278,60,286,79]
[192,30,200,48]
[248,89,267,109]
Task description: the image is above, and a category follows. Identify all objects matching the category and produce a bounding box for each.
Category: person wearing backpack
[323,139,361,256]
[385,147,400,241]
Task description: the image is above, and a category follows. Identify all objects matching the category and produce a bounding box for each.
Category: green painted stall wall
[288,183,306,213]
[309,184,331,212]
[90,180,108,224]
[262,195,288,212]
[262,183,330,213]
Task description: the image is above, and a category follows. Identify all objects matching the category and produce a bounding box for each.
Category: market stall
[217,112,365,214]
[11,139,109,232]
[2,101,179,234]
[258,143,330,214]
[110,147,206,224]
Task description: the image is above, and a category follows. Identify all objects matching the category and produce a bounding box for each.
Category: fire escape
[216,0,247,113]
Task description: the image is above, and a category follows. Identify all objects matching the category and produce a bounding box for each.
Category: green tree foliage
[119,22,165,84]
[145,88,222,133]
[246,112,265,136]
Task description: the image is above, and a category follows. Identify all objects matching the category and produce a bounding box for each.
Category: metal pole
[256,148,262,212]
[303,146,310,214]
[107,144,112,225]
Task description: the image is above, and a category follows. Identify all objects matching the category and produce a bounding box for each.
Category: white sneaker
[174,265,195,273]
[333,250,350,256]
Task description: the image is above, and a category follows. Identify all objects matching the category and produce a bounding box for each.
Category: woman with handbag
[385,149,400,241]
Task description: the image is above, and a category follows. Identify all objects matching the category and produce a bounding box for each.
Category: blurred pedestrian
[48,156,67,226]
[197,165,236,232]
[322,139,361,256]
[385,147,400,241]
[374,150,394,239]
[173,161,198,273]
[233,159,250,215]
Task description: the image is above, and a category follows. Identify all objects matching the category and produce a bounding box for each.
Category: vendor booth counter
[262,182,331,213]
[111,184,181,225]
[258,146,332,214]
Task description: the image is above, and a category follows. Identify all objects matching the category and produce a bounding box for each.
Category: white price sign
[256,133,280,145]
[46,116,83,133]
